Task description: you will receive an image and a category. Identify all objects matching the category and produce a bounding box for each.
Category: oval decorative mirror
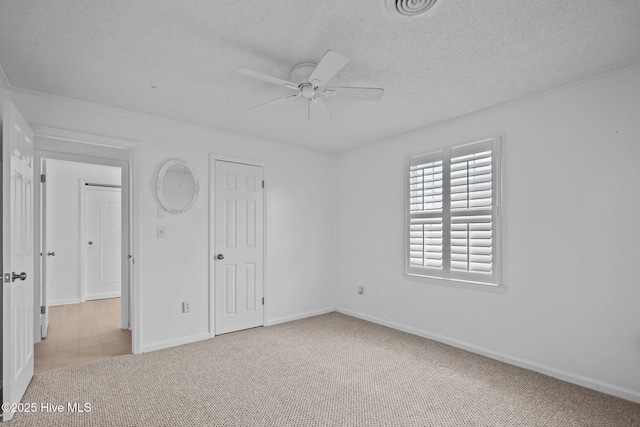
[157,159,199,214]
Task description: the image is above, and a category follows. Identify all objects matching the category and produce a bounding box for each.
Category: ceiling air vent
[386,0,437,17]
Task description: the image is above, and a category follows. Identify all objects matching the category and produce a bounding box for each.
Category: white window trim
[403,273,507,293]
[404,136,506,291]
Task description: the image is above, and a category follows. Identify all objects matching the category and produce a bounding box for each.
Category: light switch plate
[157,226,166,239]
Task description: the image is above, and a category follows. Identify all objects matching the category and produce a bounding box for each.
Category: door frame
[80,182,123,303]
[38,159,48,339]
[32,126,140,354]
[209,154,266,338]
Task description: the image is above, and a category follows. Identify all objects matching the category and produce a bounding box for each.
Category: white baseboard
[336,307,640,404]
[85,292,121,301]
[266,307,336,327]
[48,298,82,306]
[140,309,335,353]
[139,332,211,353]
[85,291,122,301]
[49,293,121,306]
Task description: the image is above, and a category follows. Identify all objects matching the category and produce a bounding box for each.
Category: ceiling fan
[237,50,384,119]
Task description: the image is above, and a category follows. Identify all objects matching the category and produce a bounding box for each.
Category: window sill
[403,273,507,293]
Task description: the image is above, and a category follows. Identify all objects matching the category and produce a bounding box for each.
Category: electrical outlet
[157,226,166,239]
[358,286,364,295]
[182,302,190,313]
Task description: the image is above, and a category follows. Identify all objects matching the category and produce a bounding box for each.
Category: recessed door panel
[225,198,237,248]
[245,263,256,312]
[246,200,256,248]
[225,173,236,190]
[225,265,237,315]
[246,175,256,192]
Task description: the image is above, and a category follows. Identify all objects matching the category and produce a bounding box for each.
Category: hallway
[34,298,131,372]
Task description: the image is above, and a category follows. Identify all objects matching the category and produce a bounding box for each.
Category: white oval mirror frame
[157,159,199,214]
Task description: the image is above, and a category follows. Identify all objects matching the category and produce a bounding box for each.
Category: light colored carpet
[7,312,640,426]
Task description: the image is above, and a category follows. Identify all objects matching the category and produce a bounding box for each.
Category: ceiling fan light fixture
[386,0,437,17]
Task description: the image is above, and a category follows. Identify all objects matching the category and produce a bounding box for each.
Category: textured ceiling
[1,0,639,153]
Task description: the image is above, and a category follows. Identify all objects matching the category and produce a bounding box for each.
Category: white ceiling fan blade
[250,93,300,111]
[308,98,332,120]
[308,50,349,87]
[236,68,299,91]
[320,87,384,101]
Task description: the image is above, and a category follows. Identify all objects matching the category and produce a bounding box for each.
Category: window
[407,137,502,287]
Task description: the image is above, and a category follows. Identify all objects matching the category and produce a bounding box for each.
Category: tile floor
[34,298,131,373]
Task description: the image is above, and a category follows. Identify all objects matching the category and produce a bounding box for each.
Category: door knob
[88,241,94,246]
[47,251,56,257]
[217,254,224,260]
[12,272,27,282]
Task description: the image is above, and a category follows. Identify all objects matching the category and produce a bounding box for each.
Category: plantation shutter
[407,138,501,285]
[449,140,495,283]
[408,152,445,277]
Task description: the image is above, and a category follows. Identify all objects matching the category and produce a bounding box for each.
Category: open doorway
[34,159,130,372]
[30,128,137,373]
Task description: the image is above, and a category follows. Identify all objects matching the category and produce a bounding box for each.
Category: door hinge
[41,174,46,183]
[262,180,264,189]
[41,306,46,314]
[262,297,264,305]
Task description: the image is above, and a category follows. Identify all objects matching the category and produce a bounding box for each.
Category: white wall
[45,159,121,305]
[335,65,640,402]
[9,89,336,352]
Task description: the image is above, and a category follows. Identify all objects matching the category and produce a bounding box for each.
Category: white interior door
[85,185,121,301]
[214,160,264,335]
[2,100,35,422]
